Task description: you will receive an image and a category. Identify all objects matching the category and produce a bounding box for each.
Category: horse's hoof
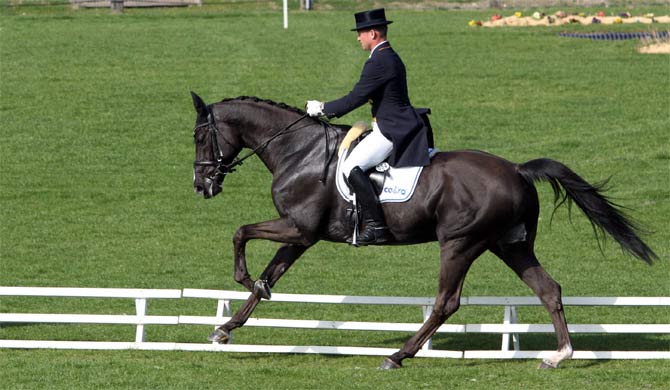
[253,279,272,300]
[208,328,231,344]
[538,360,557,369]
[379,358,402,370]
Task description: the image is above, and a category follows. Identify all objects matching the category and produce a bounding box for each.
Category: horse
[189,92,657,369]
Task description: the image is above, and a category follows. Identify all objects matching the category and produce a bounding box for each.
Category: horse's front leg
[209,218,312,343]
[209,243,309,343]
[232,218,312,294]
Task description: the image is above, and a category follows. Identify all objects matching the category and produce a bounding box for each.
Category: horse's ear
[191,91,208,117]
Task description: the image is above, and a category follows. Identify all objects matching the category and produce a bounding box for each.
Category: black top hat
[351,8,393,31]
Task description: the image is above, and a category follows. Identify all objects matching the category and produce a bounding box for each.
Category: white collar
[369,40,388,58]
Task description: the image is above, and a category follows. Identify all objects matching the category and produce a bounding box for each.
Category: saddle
[335,119,438,204]
[338,108,434,194]
[336,110,436,244]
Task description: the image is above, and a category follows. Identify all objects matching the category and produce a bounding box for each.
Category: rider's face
[357,29,374,51]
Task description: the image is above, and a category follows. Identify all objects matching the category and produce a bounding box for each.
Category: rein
[236,113,311,171]
[194,111,334,182]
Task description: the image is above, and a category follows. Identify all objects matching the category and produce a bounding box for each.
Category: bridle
[192,113,236,182]
[193,110,310,183]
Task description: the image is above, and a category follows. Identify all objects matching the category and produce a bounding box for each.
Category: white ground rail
[1,287,668,360]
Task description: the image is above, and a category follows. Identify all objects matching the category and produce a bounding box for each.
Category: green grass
[2,350,669,389]
[1,4,669,389]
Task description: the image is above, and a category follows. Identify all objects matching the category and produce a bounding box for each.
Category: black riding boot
[347,167,391,245]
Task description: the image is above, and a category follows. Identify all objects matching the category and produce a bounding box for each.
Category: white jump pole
[283,0,288,29]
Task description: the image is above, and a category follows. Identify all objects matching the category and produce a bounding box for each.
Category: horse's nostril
[195,185,204,194]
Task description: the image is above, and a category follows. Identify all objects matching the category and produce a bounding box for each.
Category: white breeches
[341,122,393,178]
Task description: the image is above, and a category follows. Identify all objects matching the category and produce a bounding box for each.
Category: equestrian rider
[306,8,430,245]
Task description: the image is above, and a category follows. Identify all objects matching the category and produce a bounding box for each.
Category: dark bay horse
[189,92,657,369]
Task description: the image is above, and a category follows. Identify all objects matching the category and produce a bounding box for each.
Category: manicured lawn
[1,4,668,389]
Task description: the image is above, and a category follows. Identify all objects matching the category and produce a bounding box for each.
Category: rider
[306,8,430,245]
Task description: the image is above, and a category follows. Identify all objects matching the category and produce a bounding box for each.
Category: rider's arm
[323,57,387,118]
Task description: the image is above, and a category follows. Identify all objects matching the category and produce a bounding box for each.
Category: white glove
[306,100,324,117]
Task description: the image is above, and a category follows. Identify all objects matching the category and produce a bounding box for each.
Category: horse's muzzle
[195,176,222,199]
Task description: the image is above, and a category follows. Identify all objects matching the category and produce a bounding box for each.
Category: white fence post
[501,305,520,351]
[134,298,147,343]
[421,305,434,351]
[214,299,232,344]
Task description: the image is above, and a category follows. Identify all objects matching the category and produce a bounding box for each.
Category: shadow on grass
[381,332,669,353]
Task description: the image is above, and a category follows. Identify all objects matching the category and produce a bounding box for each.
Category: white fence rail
[1,287,668,360]
[0,287,182,343]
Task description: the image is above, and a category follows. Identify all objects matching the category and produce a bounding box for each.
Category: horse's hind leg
[381,237,487,369]
[209,244,308,343]
[492,242,573,369]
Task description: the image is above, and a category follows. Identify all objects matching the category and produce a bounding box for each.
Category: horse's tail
[517,158,657,264]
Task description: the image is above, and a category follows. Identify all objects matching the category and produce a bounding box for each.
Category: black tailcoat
[323,42,430,168]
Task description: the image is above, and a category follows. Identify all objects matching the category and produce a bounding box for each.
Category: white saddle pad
[335,149,426,204]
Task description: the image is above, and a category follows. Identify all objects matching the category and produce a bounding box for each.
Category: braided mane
[218,96,306,116]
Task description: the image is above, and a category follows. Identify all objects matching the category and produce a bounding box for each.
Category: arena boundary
[558,31,670,40]
[70,0,201,8]
[1,287,668,360]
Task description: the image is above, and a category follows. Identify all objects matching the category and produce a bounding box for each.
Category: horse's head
[191,92,242,199]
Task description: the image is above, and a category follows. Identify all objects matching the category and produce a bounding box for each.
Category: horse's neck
[234,105,280,146]
[225,102,320,173]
